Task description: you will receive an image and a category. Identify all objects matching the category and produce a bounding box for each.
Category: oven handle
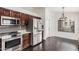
[2,36,22,41]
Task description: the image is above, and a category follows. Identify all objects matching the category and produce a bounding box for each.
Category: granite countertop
[0,33,10,38]
[18,30,31,35]
[0,30,31,38]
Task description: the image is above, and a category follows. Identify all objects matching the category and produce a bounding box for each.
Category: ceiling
[48,7,79,12]
[21,7,79,13]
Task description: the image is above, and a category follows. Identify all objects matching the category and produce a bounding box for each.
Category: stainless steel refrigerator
[32,18,42,46]
[26,17,42,46]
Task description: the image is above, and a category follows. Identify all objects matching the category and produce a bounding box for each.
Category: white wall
[44,8,57,39]
[32,7,45,25]
[55,12,79,40]
[45,7,79,40]
[21,7,33,12]
[44,8,49,39]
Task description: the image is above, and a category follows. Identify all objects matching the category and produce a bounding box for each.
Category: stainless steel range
[0,31,22,51]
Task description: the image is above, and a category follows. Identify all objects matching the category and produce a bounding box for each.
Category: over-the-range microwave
[0,16,20,25]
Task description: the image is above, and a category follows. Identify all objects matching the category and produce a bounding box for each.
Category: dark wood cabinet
[0,7,41,26]
[22,33,30,49]
[0,8,4,16]
[0,7,41,19]
[21,13,29,25]
[10,10,20,18]
[0,8,10,16]
[3,8,10,16]
[0,8,20,18]
[0,38,2,51]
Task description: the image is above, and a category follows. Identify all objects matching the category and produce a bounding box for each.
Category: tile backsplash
[0,25,21,33]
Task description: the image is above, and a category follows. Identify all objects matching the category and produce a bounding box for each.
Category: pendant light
[59,7,68,21]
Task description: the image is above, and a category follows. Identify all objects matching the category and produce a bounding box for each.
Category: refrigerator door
[37,19,42,30]
[32,18,42,46]
[38,32,42,43]
[33,18,38,46]
[37,19,42,43]
[33,18,38,34]
[33,34,38,46]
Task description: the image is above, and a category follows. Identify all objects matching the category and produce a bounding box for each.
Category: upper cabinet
[20,13,29,25]
[0,7,41,26]
[4,8,10,16]
[0,8,10,16]
[0,8,20,18]
[10,10,20,18]
[0,8,4,16]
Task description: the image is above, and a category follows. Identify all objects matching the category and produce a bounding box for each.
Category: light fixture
[59,7,73,25]
[58,7,75,33]
[59,7,68,21]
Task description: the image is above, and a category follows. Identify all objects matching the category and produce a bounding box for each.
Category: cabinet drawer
[23,34,29,38]
[23,37,29,40]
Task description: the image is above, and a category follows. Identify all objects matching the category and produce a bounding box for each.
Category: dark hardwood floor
[23,36,78,51]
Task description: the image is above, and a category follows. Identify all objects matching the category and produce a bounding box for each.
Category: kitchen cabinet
[22,33,30,49]
[0,8,10,16]
[10,10,20,18]
[0,8,4,16]
[0,39,1,51]
[3,8,10,16]
[21,13,29,25]
[0,7,41,20]
[0,7,41,26]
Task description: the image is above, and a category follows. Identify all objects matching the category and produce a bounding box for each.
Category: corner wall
[54,12,79,40]
[44,8,79,40]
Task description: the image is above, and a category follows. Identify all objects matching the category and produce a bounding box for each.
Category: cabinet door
[21,13,26,25]
[0,39,2,51]
[15,12,20,18]
[25,15,29,24]
[22,33,30,49]
[21,13,29,25]
[10,10,20,18]
[23,39,29,49]
[0,8,10,16]
[3,8,10,16]
[0,8,4,16]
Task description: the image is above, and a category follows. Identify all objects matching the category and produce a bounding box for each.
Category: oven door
[5,38,21,50]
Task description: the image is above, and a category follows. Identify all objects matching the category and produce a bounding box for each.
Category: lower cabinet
[22,33,30,49]
[0,39,1,51]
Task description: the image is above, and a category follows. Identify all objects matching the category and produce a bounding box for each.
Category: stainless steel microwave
[0,16,20,25]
